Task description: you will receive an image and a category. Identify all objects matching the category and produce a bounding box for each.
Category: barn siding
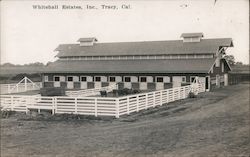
[42,73,209,90]
[209,59,230,89]
[132,83,140,90]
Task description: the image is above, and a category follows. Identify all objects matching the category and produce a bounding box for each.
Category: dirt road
[1,84,249,157]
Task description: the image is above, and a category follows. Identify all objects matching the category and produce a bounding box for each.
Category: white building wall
[60,76,65,82]
[80,82,87,89]
[54,82,60,87]
[124,82,132,89]
[115,76,122,82]
[163,76,170,83]
[95,82,102,88]
[172,76,182,87]
[156,83,164,90]
[101,76,107,82]
[140,83,147,90]
[87,76,93,82]
[73,76,79,82]
[147,76,153,82]
[67,82,74,89]
[131,76,138,82]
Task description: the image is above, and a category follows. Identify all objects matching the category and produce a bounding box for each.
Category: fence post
[10,96,14,111]
[127,97,130,115]
[160,91,163,106]
[52,98,55,115]
[166,90,169,104]
[153,92,156,107]
[116,98,119,118]
[145,94,148,109]
[54,97,57,114]
[184,87,187,98]
[136,95,139,112]
[94,98,97,117]
[178,87,181,100]
[25,96,29,114]
[24,77,27,91]
[74,98,77,114]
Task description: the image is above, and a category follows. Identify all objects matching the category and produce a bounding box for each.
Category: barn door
[172,76,182,88]
[205,76,210,91]
[224,74,228,86]
[216,75,220,87]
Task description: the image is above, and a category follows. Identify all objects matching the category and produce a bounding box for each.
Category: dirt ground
[1,83,249,157]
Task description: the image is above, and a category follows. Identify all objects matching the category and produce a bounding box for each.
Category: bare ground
[1,83,250,157]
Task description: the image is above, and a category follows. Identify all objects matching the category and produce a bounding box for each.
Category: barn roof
[55,38,233,57]
[44,58,216,74]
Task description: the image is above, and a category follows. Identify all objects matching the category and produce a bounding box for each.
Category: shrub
[188,92,197,98]
[112,88,141,96]
[40,87,66,96]
[100,90,107,97]
[1,110,16,118]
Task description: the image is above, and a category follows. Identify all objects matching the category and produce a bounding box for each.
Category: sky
[1,0,249,64]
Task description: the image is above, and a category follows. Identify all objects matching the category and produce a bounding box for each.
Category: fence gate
[0,77,41,94]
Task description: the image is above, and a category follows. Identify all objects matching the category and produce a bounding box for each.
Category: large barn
[43,33,233,91]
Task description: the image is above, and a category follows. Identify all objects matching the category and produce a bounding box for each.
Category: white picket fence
[0,83,205,118]
[65,83,118,97]
[0,77,42,94]
[0,82,42,94]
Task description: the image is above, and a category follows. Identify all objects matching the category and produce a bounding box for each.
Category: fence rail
[0,82,42,94]
[0,83,205,118]
[65,83,117,97]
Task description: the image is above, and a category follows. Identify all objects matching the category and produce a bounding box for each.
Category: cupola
[181,33,204,43]
[77,37,98,46]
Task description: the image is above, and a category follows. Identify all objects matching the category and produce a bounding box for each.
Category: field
[1,83,249,157]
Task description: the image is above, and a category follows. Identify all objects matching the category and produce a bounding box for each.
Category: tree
[235,62,243,65]
[1,63,15,67]
[224,55,235,66]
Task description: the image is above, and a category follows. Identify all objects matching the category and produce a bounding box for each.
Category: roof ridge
[57,38,232,45]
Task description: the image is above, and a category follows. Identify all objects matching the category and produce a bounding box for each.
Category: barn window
[109,77,116,82]
[127,56,133,60]
[171,55,178,59]
[124,77,131,82]
[67,76,73,82]
[54,76,60,82]
[134,56,140,59]
[156,77,163,82]
[190,76,196,83]
[140,77,147,82]
[156,55,162,59]
[44,76,48,82]
[149,56,155,59]
[106,56,112,60]
[113,56,119,60]
[95,76,101,82]
[92,56,99,60]
[181,76,186,83]
[81,76,87,82]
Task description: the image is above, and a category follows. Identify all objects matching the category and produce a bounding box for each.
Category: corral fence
[0,77,42,94]
[65,83,117,97]
[228,73,250,85]
[0,83,205,118]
